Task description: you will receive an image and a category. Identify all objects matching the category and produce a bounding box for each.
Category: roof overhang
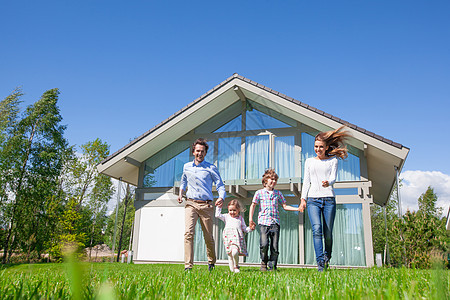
[97,74,409,206]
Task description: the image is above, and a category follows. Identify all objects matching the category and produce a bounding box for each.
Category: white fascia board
[237,81,409,160]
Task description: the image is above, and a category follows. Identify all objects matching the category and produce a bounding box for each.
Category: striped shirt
[252,188,286,226]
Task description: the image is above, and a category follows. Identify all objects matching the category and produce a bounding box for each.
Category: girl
[216,199,253,273]
[300,126,351,271]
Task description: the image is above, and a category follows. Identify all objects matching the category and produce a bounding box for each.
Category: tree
[0,89,22,251]
[48,198,86,261]
[52,138,113,261]
[105,186,135,256]
[418,186,443,218]
[371,181,401,265]
[373,185,449,268]
[1,88,68,264]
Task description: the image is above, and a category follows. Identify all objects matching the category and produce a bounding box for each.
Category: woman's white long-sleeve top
[301,156,338,199]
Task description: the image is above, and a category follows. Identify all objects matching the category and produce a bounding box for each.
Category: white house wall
[136,206,185,262]
[134,190,184,263]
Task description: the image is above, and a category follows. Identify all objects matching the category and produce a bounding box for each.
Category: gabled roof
[97,73,409,205]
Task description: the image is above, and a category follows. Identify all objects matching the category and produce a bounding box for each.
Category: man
[178,138,225,271]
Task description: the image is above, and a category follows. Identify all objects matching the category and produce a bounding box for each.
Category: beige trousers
[184,200,216,268]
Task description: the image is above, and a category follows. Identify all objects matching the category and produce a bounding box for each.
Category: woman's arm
[327,157,338,186]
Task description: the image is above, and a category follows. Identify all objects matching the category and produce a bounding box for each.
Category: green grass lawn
[0,263,449,299]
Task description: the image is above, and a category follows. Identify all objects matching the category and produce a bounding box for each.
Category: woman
[299,126,350,271]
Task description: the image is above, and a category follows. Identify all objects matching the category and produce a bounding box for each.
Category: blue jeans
[307,197,336,264]
[259,223,280,268]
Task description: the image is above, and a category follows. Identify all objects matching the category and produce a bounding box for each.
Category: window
[218,137,241,181]
[246,109,290,130]
[301,132,361,182]
[304,204,366,266]
[274,136,295,179]
[245,135,269,179]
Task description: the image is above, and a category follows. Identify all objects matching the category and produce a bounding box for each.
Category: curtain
[278,208,299,264]
[245,204,299,264]
[274,136,295,179]
[302,133,361,182]
[304,204,366,266]
[218,137,241,181]
[301,133,316,179]
[193,220,207,262]
[337,153,360,181]
[245,135,269,179]
[205,141,215,164]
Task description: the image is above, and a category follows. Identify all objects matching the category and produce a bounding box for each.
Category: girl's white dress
[215,207,251,256]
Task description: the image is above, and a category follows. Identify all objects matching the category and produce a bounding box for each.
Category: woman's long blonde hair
[315,126,351,159]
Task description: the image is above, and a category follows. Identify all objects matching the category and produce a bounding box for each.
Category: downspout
[383,205,390,265]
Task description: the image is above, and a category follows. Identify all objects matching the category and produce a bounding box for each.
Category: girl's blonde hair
[315,126,351,160]
[228,199,245,214]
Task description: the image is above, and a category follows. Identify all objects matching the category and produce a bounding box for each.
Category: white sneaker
[234,267,240,273]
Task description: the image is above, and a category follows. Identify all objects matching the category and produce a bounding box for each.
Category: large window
[246,109,290,130]
[304,204,366,266]
[301,132,361,182]
[143,141,190,187]
[218,137,241,182]
[274,136,295,179]
[245,135,270,179]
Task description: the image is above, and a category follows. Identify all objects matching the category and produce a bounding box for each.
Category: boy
[249,169,301,271]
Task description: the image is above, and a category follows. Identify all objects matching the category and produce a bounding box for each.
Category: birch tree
[1,88,68,263]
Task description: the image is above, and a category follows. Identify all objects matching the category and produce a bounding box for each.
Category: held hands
[249,220,256,231]
[322,180,329,187]
[215,198,223,208]
[299,199,307,212]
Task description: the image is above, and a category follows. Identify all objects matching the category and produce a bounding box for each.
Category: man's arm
[210,164,226,206]
[178,167,187,203]
[178,187,185,204]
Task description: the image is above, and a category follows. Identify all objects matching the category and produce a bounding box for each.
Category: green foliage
[0,88,69,263]
[418,186,443,218]
[53,138,114,261]
[0,263,448,299]
[105,187,135,253]
[49,199,86,261]
[372,184,448,268]
[0,88,117,264]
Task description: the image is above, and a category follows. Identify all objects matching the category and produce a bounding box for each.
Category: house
[97,74,409,267]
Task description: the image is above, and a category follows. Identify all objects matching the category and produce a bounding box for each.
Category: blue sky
[1,1,449,211]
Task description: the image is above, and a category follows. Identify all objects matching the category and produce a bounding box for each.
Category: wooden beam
[290,182,301,198]
[124,156,141,168]
[234,185,248,198]
[233,86,247,103]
